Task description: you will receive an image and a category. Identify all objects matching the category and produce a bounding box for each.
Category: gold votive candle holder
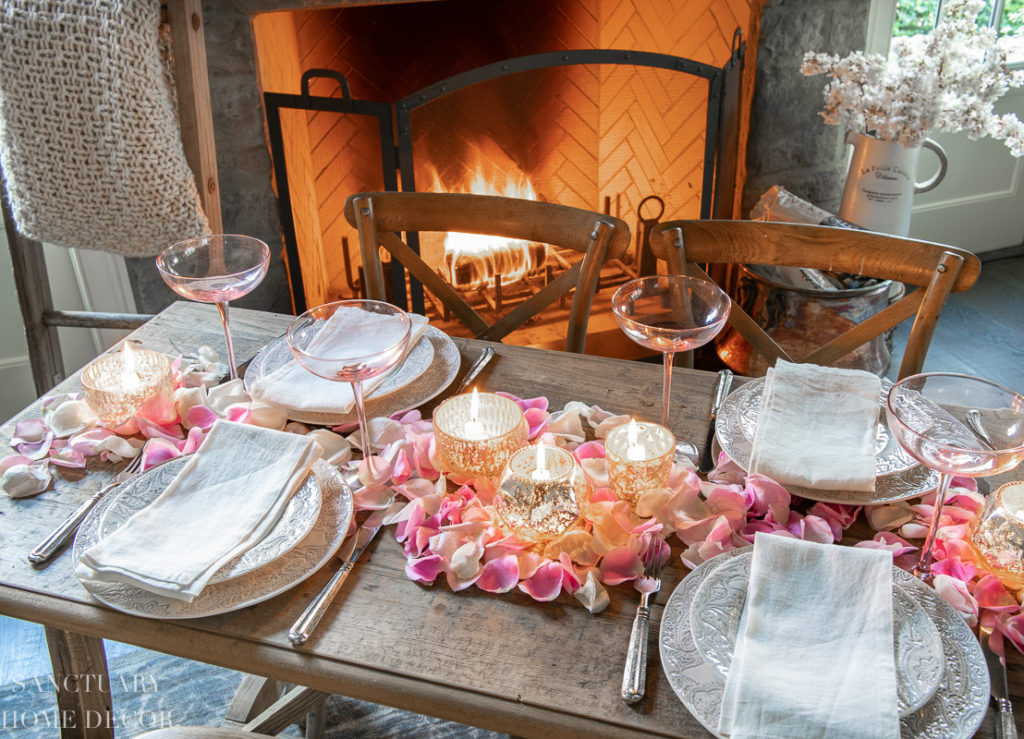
[605,419,675,505]
[971,481,1024,587]
[495,444,589,543]
[81,344,174,427]
[433,391,528,478]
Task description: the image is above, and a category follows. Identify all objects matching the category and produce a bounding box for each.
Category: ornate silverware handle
[996,697,1017,739]
[621,596,651,704]
[28,486,111,565]
[288,561,355,646]
[455,346,495,393]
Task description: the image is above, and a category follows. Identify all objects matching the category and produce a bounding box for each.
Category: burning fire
[429,140,547,290]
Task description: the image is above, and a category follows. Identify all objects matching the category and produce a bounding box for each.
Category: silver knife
[288,507,386,646]
[698,369,733,474]
[981,625,1018,739]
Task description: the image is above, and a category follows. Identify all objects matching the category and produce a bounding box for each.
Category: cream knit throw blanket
[0,0,209,256]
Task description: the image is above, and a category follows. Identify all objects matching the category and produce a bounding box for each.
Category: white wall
[0,228,135,418]
[0,227,37,419]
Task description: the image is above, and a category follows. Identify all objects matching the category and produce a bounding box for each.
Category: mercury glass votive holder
[432,392,529,478]
[81,347,175,427]
[971,481,1024,587]
[495,445,589,543]
[604,420,675,506]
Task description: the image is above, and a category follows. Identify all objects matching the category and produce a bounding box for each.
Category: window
[894,0,1024,61]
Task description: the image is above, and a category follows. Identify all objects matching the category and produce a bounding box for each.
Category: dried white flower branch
[801,0,1024,156]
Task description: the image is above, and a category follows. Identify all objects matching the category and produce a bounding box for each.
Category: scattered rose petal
[518,560,565,601]
[2,462,52,498]
[476,555,520,593]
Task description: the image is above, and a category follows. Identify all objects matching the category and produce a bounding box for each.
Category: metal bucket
[716,264,897,377]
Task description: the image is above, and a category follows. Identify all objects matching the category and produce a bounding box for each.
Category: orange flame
[429,140,547,290]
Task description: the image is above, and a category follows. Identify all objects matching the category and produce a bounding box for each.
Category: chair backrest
[344,192,630,354]
[648,219,981,379]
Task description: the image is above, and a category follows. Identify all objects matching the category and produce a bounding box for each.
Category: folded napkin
[76,419,322,601]
[748,360,880,491]
[251,309,429,414]
[718,534,899,739]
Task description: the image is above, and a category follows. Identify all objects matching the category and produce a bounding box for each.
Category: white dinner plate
[659,548,989,739]
[715,377,938,504]
[689,552,943,716]
[244,326,460,425]
[89,455,322,585]
[73,460,353,619]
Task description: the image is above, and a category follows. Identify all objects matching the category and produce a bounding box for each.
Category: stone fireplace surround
[126,0,871,320]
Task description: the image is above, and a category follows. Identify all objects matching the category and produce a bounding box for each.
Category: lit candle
[626,419,646,461]
[81,343,174,427]
[605,419,676,506]
[433,391,528,477]
[463,389,487,441]
[531,443,551,481]
[496,444,590,542]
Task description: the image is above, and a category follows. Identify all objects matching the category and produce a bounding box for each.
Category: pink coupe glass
[156,234,270,379]
[886,372,1024,581]
[612,275,731,428]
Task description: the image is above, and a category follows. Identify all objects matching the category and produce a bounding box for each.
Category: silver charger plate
[689,552,943,717]
[89,456,322,585]
[73,460,354,619]
[244,326,460,425]
[660,548,989,739]
[715,377,938,504]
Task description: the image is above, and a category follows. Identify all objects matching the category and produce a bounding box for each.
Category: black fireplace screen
[264,42,744,314]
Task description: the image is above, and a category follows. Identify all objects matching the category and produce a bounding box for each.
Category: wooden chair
[648,220,981,379]
[343,192,630,354]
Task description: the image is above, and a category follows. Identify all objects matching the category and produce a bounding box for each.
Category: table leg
[43,626,113,739]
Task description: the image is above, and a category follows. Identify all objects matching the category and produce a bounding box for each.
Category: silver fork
[621,537,664,703]
[28,453,146,566]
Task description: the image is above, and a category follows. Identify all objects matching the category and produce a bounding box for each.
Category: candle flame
[531,443,551,482]
[470,387,479,423]
[626,419,646,461]
[121,342,142,393]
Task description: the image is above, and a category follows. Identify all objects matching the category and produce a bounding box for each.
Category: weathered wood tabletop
[0,301,1020,738]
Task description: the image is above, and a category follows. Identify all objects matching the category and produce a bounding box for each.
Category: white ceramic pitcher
[838,131,948,236]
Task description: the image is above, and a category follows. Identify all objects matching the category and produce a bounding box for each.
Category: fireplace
[247,0,760,351]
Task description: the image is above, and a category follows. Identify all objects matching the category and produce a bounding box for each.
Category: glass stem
[216,301,238,380]
[351,379,376,476]
[914,472,953,583]
[661,351,674,429]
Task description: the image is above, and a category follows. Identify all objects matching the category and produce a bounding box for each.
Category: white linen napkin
[718,534,899,739]
[250,309,429,414]
[748,360,880,491]
[76,420,322,601]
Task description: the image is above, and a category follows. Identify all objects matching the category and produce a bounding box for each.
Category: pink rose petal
[406,554,444,584]
[599,546,642,586]
[12,418,49,446]
[518,560,565,601]
[476,555,520,593]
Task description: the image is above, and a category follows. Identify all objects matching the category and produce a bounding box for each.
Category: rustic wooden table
[0,302,1020,738]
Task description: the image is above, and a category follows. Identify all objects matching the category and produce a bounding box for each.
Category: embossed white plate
[73,460,354,619]
[660,548,989,739]
[715,378,938,504]
[90,455,322,585]
[244,326,460,425]
[689,552,944,717]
